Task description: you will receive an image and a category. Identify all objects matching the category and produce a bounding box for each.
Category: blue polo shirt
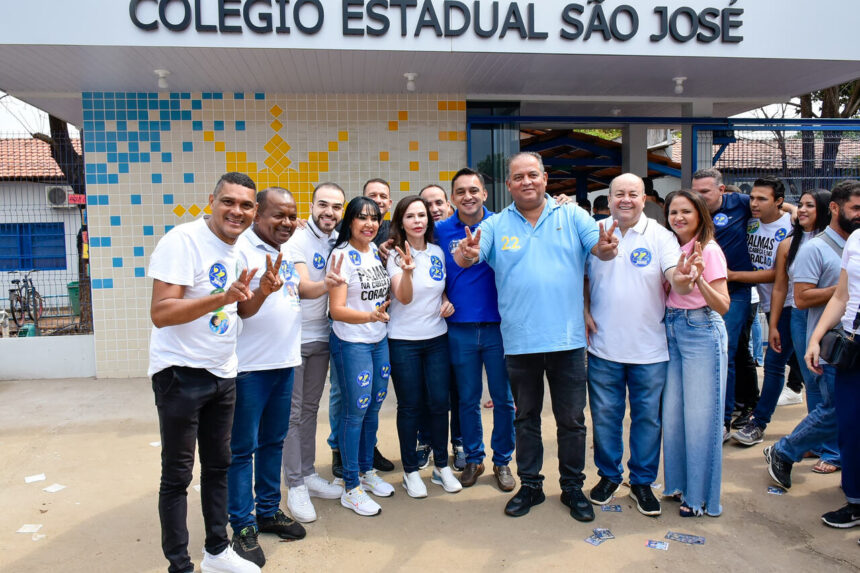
[434,207,502,323]
[478,197,599,355]
[712,192,753,293]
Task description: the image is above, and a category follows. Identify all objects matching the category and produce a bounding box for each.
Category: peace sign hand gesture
[457,226,482,264]
[675,251,699,289]
[394,246,415,272]
[594,220,619,260]
[325,253,347,290]
[259,253,285,296]
[225,268,258,303]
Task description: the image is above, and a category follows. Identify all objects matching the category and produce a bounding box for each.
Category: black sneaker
[232,525,265,567]
[821,504,860,528]
[257,509,306,540]
[588,477,620,505]
[332,449,343,479]
[731,406,755,429]
[504,485,545,517]
[629,484,661,516]
[373,447,395,472]
[764,445,793,489]
[561,487,595,522]
[416,443,432,470]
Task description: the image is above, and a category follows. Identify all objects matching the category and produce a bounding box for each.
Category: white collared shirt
[386,242,448,341]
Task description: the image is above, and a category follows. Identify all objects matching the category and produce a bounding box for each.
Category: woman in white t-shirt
[806,225,860,529]
[661,190,730,517]
[327,197,394,517]
[386,196,461,498]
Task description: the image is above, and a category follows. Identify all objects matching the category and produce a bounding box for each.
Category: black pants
[152,366,236,573]
[506,349,587,492]
[735,302,760,410]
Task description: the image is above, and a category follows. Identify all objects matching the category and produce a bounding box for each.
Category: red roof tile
[0,137,81,180]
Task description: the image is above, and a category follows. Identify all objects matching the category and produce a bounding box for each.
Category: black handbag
[819,305,860,370]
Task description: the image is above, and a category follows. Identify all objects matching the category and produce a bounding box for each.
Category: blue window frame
[0,222,67,271]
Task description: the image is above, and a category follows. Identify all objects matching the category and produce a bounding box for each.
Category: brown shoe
[493,465,516,492]
[459,462,485,487]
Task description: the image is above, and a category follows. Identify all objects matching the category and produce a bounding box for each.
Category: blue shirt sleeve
[571,204,600,254]
[478,213,497,264]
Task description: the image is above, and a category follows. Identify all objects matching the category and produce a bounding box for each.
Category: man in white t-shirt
[227,188,309,567]
[585,173,695,517]
[282,182,348,523]
[731,177,795,445]
[148,172,261,573]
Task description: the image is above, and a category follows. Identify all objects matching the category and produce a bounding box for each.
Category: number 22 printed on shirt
[501,236,521,251]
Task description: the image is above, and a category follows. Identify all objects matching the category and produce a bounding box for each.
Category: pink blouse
[666,239,727,309]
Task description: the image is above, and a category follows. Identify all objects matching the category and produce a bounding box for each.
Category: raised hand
[226,268,257,303]
[325,253,346,290]
[394,246,415,272]
[692,242,706,279]
[259,253,285,296]
[378,238,394,266]
[675,251,699,288]
[440,300,455,317]
[457,226,482,262]
[595,220,619,260]
[369,300,391,323]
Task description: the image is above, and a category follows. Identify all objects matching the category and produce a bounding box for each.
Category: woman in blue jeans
[328,197,394,517]
[662,190,731,517]
[386,195,461,497]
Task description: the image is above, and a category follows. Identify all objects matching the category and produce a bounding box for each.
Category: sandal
[679,502,695,517]
[812,460,840,474]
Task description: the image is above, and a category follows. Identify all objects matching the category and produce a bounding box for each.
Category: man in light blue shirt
[455,151,618,522]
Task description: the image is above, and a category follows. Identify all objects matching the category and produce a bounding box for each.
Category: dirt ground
[0,377,857,573]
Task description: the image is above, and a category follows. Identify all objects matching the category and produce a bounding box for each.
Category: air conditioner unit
[45,185,75,208]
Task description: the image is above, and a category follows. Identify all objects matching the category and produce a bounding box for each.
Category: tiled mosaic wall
[82,92,467,378]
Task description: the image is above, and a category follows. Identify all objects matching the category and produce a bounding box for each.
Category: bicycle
[8,270,44,327]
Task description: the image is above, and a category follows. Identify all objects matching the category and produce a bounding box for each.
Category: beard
[837,209,860,235]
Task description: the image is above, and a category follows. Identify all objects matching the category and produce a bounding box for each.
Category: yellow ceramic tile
[457,131,467,141]
[429,151,439,161]
[400,181,410,192]
[271,119,283,131]
[309,151,318,161]
[409,141,419,151]
[264,156,279,169]
[457,101,467,111]
[188,205,201,217]
[437,101,448,111]
[338,131,349,141]
[263,140,278,154]
[270,104,283,117]
[379,151,389,161]
[214,141,226,152]
[388,121,399,131]
[398,111,408,121]
[439,131,448,141]
[237,152,247,161]
[203,131,215,142]
[226,152,237,162]
[409,161,419,171]
[329,141,339,152]
[204,205,212,215]
[173,205,186,217]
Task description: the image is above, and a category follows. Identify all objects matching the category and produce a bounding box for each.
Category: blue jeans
[227,367,294,530]
[330,333,390,490]
[750,310,764,365]
[752,308,794,427]
[389,335,451,472]
[663,308,727,516]
[327,355,342,450]
[417,373,462,449]
[723,288,751,426]
[789,308,839,464]
[587,354,667,486]
[835,365,860,503]
[774,364,839,465]
[448,322,515,466]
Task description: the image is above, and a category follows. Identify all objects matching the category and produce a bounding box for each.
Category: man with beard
[765,180,860,490]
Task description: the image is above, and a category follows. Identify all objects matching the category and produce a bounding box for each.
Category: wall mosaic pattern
[82,92,466,377]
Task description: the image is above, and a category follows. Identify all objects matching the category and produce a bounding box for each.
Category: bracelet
[463,253,477,263]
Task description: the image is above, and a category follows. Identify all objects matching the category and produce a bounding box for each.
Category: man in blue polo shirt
[455,152,619,522]
[435,168,516,492]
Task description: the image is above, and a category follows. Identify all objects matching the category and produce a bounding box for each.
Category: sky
[0,91,80,137]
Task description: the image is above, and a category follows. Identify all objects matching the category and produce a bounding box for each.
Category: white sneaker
[360,469,395,497]
[287,484,317,523]
[402,471,428,498]
[431,466,463,493]
[305,473,344,499]
[201,545,261,573]
[777,386,803,406]
[341,486,382,516]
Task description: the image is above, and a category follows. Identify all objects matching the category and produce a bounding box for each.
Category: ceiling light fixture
[154,69,171,90]
[404,72,418,92]
[673,76,687,95]
[611,108,622,117]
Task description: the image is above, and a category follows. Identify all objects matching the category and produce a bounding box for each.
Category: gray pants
[282,340,331,488]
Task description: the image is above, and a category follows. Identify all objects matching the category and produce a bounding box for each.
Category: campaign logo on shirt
[747,221,760,234]
[376,389,387,403]
[209,311,229,335]
[448,239,461,255]
[356,394,371,410]
[208,263,228,288]
[380,363,391,379]
[630,248,652,267]
[429,266,444,281]
[713,213,729,227]
[312,252,325,270]
[430,255,443,269]
[373,249,381,261]
[775,228,788,242]
[348,250,361,266]
[279,260,293,282]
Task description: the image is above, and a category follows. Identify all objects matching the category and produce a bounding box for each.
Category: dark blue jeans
[389,335,451,472]
[506,349,587,491]
[723,288,752,425]
[417,370,462,449]
[752,307,794,428]
[835,364,860,503]
[330,333,390,490]
[152,366,235,573]
[227,367,294,530]
[448,322,515,466]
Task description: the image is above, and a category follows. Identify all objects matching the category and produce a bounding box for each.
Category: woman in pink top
[662,190,731,517]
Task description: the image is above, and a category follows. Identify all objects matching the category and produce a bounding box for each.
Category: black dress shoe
[504,485,545,517]
[373,447,395,472]
[332,449,343,479]
[561,487,595,522]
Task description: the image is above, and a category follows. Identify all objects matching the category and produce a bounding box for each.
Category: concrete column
[681,101,714,187]
[621,124,648,176]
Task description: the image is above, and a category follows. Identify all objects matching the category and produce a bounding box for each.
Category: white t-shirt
[746,212,792,312]
[329,242,390,344]
[586,215,681,364]
[147,217,245,378]
[386,242,448,341]
[236,229,302,372]
[840,228,860,335]
[286,219,338,344]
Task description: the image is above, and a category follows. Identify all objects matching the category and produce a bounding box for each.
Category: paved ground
[0,377,857,573]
